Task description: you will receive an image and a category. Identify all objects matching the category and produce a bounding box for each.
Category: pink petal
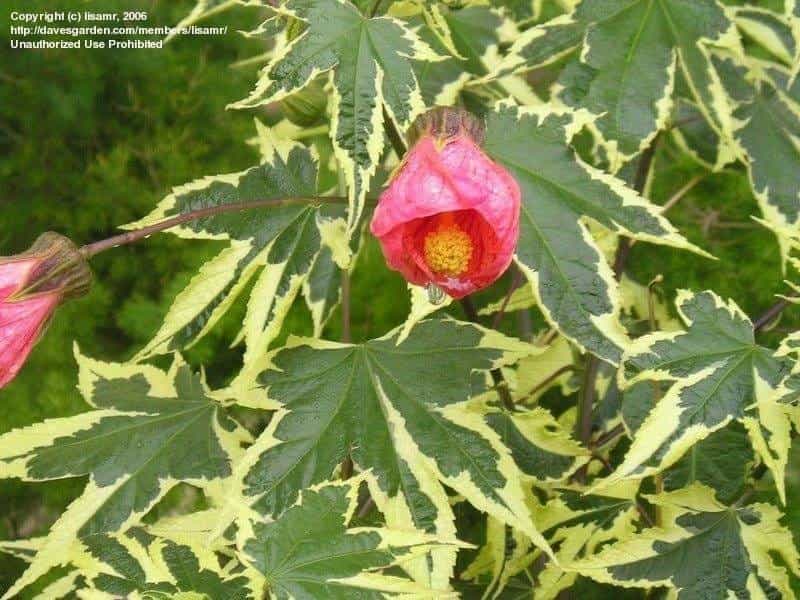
[0,258,40,302]
[0,293,60,388]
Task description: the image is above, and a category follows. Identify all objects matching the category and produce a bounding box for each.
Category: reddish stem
[79,196,347,258]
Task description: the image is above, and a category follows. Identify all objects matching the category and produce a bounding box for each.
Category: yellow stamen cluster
[424,225,473,277]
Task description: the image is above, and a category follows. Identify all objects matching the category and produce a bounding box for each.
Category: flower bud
[0,233,92,388]
[370,106,521,299]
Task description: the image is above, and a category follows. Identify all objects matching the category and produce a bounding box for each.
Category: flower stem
[79,196,348,259]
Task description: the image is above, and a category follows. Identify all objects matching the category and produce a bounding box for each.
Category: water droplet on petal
[426,283,446,305]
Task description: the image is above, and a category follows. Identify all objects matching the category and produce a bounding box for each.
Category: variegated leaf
[715,57,800,266]
[237,478,454,599]
[483,104,707,364]
[124,137,347,401]
[601,290,794,502]
[83,530,252,599]
[514,335,576,405]
[734,5,799,67]
[0,350,247,599]
[623,387,756,504]
[491,0,741,170]
[476,486,640,599]
[219,319,552,565]
[570,485,800,599]
[403,3,509,107]
[479,400,589,483]
[167,0,251,41]
[231,0,443,233]
[670,97,723,169]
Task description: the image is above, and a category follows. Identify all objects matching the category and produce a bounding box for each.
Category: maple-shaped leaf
[624,386,755,504]
[0,349,246,599]
[483,104,706,364]
[480,401,589,483]
[489,0,740,170]
[713,56,800,265]
[238,478,454,599]
[670,97,723,169]
[733,5,799,67]
[124,135,347,402]
[599,290,794,501]
[570,485,800,599]
[231,0,443,233]
[463,485,641,599]
[218,318,551,576]
[414,4,539,107]
[1,565,84,600]
[83,531,252,599]
[406,3,514,107]
[534,489,642,600]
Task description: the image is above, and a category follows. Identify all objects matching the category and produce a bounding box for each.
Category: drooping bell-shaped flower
[0,233,92,389]
[370,106,521,300]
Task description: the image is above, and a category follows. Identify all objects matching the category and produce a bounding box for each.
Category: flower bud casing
[0,233,92,388]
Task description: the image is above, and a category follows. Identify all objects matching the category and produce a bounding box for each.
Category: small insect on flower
[370,106,521,300]
[0,233,92,389]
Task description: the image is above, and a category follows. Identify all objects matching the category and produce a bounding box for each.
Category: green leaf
[570,485,800,599]
[734,6,798,66]
[491,0,741,170]
[483,104,706,364]
[303,245,343,337]
[231,0,442,232]
[219,319,551,566]
[624,384,755,505]
[663,423,754,505]
[468,486,640,600]
[84,531,252,599]
[600,290,794,502]
[0,350,246,598]
[124,136,344,403]
[719,59,800,264]
[480,402,589,483]
[5,565,83,600]
[670,97,722,169]
[239,478,452,599]
[409,3,511,106]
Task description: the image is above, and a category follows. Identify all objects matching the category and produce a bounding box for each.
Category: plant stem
[491,266,524,330]
[576,139,659,483]
[592,423,625,449]
[461,296,516,412]
[753,297,793,332]
[341,270,352,343]
[516,308,533,341]
[519,364,574,403]
[575,355,600,480]
[79,196,348,258]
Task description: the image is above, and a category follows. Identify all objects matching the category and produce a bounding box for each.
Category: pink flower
[370,107,521,299]
[0,233,91,389]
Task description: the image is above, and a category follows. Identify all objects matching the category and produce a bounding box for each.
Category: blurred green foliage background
[1,0,798,593]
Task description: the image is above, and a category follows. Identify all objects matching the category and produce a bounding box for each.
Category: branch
[79,196,348,258]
